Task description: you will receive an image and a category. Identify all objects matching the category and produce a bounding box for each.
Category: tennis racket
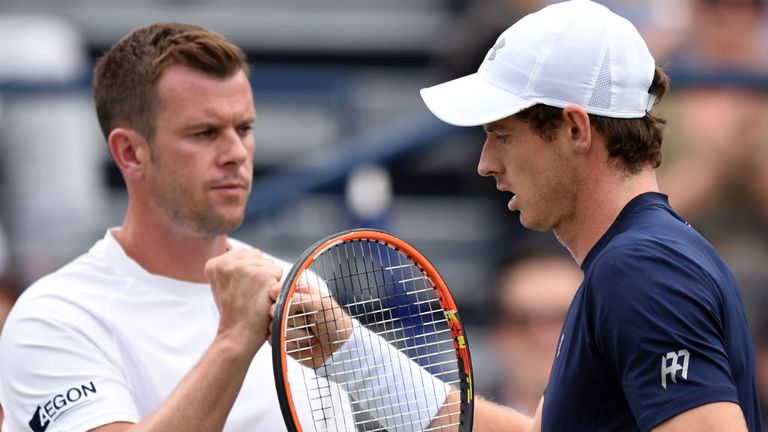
[272,228,473,432]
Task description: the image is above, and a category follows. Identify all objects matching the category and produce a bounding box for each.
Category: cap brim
[420,73,535,127]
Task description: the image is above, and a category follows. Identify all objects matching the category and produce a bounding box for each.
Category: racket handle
[316,323,450,432]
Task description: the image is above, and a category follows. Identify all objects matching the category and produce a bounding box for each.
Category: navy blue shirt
[542,193,762,431]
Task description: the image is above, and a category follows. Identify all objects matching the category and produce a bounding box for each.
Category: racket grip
[316,323,450,432]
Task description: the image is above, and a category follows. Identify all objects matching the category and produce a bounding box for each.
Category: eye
[196,129,217,139]
[495,132,512,144]
[237,124,253,137]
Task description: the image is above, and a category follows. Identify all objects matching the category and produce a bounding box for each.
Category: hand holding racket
[271,229,473,432]
[272,279,355,369]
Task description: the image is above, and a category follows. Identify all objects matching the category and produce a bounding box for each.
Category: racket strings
[285,326,455,358]
[285,239,464,431]
[349,397,463,432]
[288,288,445,336]
[287,295,450,342]
[356,239,452,430]
[359,242,424,431]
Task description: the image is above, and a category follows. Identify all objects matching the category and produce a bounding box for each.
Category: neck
[113,203,229,283]
[554,168,659,266]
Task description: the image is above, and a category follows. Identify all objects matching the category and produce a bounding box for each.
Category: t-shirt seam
[52,409,140,432]
[589,229,715,287]
[637,386,739,432]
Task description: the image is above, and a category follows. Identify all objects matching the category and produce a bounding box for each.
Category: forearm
[473,396,536,432]
[122,334,261,432]
[428,391,534,432]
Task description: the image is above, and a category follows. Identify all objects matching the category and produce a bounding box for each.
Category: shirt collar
[581,192,671,271]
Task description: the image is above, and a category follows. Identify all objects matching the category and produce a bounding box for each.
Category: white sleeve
[0,294,139,432]
[315,323,450,432]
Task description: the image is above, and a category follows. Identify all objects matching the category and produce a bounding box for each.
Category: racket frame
[272,228,474,432]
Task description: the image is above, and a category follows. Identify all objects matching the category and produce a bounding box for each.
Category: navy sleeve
[587,242,739,431]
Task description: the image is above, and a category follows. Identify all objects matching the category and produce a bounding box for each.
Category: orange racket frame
[272,228,474,432]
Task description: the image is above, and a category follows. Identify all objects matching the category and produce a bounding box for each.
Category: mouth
[496,184,516,197]
[506,191,518,211]
[209,179,250,197]
[210,176,250,190]
[211,182,248,190]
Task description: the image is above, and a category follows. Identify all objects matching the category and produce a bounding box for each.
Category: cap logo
[487,37,506,61]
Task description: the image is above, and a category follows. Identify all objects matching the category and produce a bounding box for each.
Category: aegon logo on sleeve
[28,381,98,432]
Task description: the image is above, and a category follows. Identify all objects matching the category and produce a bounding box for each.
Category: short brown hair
[92,22,249,140]
[515,65,670,174]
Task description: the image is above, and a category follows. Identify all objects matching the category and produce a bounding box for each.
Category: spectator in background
[658,0,768,228]
[489,242,581,416]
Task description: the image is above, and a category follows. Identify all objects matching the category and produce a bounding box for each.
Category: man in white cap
[421,0,762,430]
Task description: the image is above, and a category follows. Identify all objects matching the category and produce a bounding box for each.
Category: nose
[477,135,498,178]
[218,128,252,167]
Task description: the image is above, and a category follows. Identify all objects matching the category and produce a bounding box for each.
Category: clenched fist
[205,248,283,356]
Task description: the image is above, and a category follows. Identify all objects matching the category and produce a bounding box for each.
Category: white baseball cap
[420,0,657,127]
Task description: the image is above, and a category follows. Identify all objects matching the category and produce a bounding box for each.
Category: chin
[518,214,551,232]
[216,215,246,233]
[192,210,245,236]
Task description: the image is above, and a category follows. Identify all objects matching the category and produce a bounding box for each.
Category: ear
[562,105,591,155]
[107,127,151,182]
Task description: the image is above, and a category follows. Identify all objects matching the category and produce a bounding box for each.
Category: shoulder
[584,235,727,327]
[580,236,733,362]
[587,224,726,296]
[1,247,128,348]
[19,250,123,305]
[611,203,728,279]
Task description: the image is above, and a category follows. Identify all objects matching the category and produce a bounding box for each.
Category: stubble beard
[518,178,572,234]
[147,159,246,237]
[152,179,244,236]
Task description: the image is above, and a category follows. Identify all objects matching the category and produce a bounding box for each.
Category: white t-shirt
[0,230,349,432]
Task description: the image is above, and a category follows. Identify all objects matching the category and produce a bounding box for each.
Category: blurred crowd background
[1,0,768,426]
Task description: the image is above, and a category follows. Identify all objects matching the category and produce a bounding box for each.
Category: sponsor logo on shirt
[661,349,690,389]
[28,381,98,432]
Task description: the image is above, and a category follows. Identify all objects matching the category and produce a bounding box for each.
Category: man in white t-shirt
[0,22,348,432]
